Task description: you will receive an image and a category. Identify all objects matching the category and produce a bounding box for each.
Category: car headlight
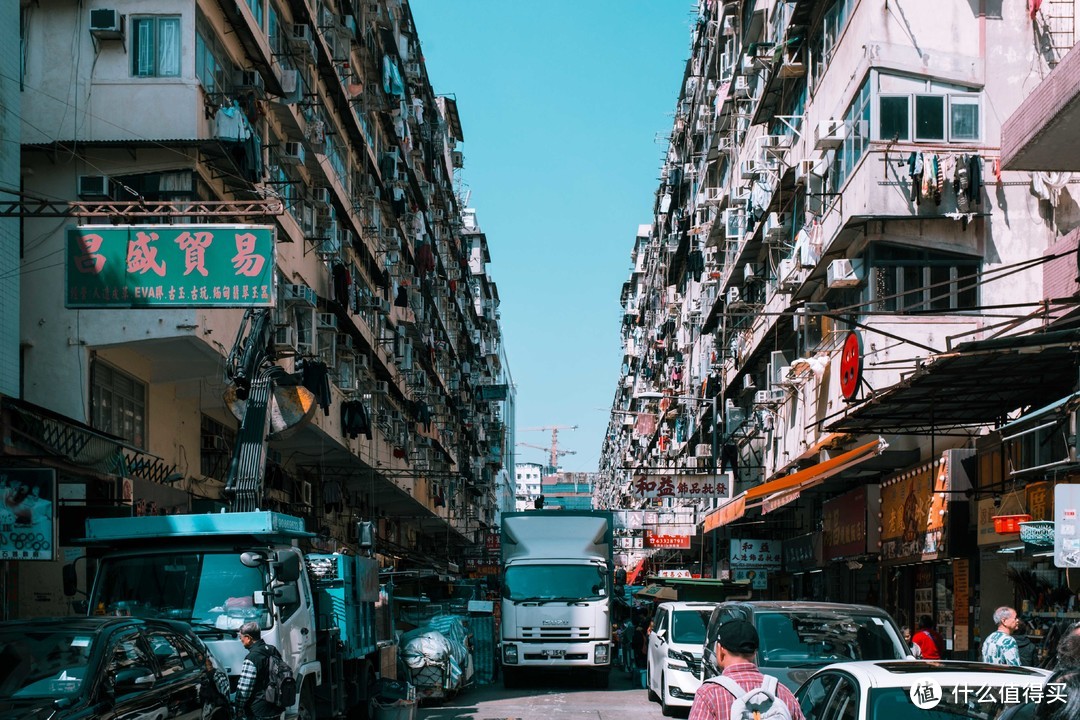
[503,644,519,664]
[666,649,690,669]
[595,644,609,664]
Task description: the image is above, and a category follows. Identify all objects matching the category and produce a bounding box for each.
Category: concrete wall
[0,2,20,398]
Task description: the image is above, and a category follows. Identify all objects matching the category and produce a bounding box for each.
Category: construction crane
[515,441,577,472]
[520,425,578,469]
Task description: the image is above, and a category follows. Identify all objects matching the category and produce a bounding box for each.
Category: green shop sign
[66,224,276,308]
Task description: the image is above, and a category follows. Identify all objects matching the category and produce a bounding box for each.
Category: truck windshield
[93,552,270,630]
[503,564,608,601]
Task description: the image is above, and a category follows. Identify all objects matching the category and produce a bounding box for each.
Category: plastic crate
[1019,520,1055,547]
[993,514,1032,534]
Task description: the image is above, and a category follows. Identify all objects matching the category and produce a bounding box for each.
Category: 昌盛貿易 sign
[66,225,276,308]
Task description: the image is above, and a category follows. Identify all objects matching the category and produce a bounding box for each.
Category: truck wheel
[593,671,609,689]
[297,682,317,720]
[502,668,520,689]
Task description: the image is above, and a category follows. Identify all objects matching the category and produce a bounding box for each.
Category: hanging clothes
[954,154,971,214]
[908,152,924,204]
[323,480,343,514]
[298,358,332,416]
[332,263,351,310]
[416,242,435,276]
[340,399,372,439]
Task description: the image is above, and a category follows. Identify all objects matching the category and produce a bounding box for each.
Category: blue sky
[411,2,691,472]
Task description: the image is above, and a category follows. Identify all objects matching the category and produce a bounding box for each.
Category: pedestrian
[234,621,285,720]
[632,617,649,685]
[1051,633,1080,678]
[912,615,945,660]
[622,615,636,672]
[688,620,804,720]
[981,606,1021,666]
[1013,619,1037,667]
[900,626,922,658]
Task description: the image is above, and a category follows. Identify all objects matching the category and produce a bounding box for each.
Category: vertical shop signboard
[0,468,56,561]
[1055,484,1080,568]
[880,458,949,561]
[953,559,970,652]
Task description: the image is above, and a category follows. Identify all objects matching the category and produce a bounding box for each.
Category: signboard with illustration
[880,457,950,561]
[67,225,275,308]
[732,568,768,589]
[0,468,56,561]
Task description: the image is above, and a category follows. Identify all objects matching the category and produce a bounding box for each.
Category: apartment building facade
[1,0,511,619]
[600,0,1080,653]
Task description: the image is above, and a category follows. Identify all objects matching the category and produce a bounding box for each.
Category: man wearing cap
[688,620,805,720]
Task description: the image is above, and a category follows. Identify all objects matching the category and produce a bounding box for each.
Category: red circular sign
[840,331,863,400]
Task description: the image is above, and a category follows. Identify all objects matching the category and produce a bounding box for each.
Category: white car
[646,601,717,715]
[795,659,1052,719]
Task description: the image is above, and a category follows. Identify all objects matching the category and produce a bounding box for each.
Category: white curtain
[158,18,181,77]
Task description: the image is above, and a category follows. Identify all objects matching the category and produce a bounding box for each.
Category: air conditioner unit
[827,258,863,288]
[451,150,464,168]
[776,366,795,386]
[337,334,355,353]
[742,374,757,392]
[317,313,338,330]
[300,481,313,506]
[273,325,297,352]
[375,298,391,315]
[727,285,742,306]
[755,388,787,405]
[89,9,123,39]
[778,258,798,290]
[694,443,713,458]
[739,158,759,180]
[77,175,111,199]
[733,75,750,98]
[234,70,266,97]
[373,380,389,394]
[283,283,317,307]
[758,135,790,150]
[762,212,788,242]
[794,158,816,186]
[704,187,725,205]
[815,119,847,150]
[281,141,305,166]
[743,263,759,283]
[311,187,332,207]
[740,54,756,74]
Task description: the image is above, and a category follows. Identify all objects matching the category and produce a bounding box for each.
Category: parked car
[795,659,1051,719]
[701,601,910,691]
[0,616,231,719]
[646,601,717,715]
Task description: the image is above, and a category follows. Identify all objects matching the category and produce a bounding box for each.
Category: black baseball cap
[717,620,759,654]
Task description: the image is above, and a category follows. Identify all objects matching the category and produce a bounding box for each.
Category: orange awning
[745,438,887,505]
[703,494,747,534]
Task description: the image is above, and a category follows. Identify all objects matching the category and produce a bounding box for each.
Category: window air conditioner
[727,285,742,306]
[311,187,332,206]
[281,141,305,166]
[739,158,759,180]
[317,313,338,330]
[762,212,787,242]
[452,150,464,168]
[778,258,799,292]
[743,263,759,283]
[815,119,847,150]
[373,380,389,395]
[77,175,111,199]
[794,158,815,186]
[742,374,757,392]
[234,70,266,97]
[827,258,863,289]
[704,187,725,205]
[289,24,315,54]
[273,325,297,352]
[734,75,750,98]
[89,9,124,39]
[283,283,317,307]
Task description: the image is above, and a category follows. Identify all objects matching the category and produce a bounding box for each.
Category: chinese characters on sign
[0,469,56,561]
[645,531,692,549]
[729,538,783,569]
[67,225,276,308]
[630,472,733,500]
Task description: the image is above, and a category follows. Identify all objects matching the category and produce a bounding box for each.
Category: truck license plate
[547,650,565,658]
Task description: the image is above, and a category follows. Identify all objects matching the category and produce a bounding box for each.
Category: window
[950,95,980,141]
[868,243,980,313]
[879,95,909,141]
[131,16,181,78]
[830,79,871,193]
[914,95,945,141]
[90,361,146,448]
[196,14,231,93]
[144,631,192,676]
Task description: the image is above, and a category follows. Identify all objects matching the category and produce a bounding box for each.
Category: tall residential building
[0,1,19,399]
[3,0,510,618]
[514,461,543,511]
[601,0,1080,651]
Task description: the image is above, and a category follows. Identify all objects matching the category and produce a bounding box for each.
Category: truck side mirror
[273,550,302,583]
[62,563,78,597]
[271,583,299,606]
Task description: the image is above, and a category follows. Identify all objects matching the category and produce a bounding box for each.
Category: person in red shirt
[912,615,946,660]
[689,620,805,720]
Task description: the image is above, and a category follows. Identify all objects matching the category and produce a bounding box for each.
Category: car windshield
[672,609,712,645]
[0,627,96,699]
[93,552,271,630]
[868,687,1021,719]
[503,564,608,601]
[756,611,905,666]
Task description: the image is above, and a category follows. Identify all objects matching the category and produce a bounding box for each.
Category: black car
[0,616,231,719]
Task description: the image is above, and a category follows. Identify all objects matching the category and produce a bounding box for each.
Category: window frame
[90,360,148,448]
[913,94,946,142]
[131,15,183,79]
[876,94,910,142]
[949,94,982,142]
[874,89,982,143]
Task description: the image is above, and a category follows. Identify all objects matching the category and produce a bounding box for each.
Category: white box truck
[499,510,614,688]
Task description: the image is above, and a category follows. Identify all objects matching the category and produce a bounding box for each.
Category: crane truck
[65,309,396,720]
[499,510,615,689]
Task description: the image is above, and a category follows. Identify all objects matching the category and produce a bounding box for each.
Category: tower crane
[520,425,578,470]
[515,441,577,471]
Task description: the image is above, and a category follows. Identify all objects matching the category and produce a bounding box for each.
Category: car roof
[720,601,893,614]
[809,660,1051,688]
[0,616,194,635]
[659,601,719,611]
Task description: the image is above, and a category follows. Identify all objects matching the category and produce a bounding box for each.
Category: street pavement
[416,667,677,720]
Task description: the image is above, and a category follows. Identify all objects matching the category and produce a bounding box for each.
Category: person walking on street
[912,615,945,660]
[234,622,284,720]
[982,606,1022,666]
[1013,620,1037,667]
[688,620,804,720]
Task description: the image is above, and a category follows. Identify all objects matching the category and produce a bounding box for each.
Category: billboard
[0,468,56,561]
[630,472,733,500]
[67,225,275,308]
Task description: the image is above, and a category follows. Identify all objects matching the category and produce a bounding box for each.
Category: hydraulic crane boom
[520,425,578,470]
[515,441,576,470]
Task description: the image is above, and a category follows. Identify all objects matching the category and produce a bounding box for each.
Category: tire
[647,663,659,702]
[593,671,609,689]
[660,674,674,717]
[296,682,317,720]
[502,667,520,689]
[346,663,379,720]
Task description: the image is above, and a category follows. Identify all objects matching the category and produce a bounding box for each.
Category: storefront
[821,485,881,605]
[783,531,822,601]
[878,449,973,657]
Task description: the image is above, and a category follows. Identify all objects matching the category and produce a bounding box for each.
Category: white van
[646,601,717,715]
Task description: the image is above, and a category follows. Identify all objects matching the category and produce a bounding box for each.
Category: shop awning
[745,438,888,507]
[828,329,1080,435]
[635,584,678,602]
[703,494,747,534]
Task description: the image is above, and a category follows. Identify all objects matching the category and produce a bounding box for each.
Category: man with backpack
[234,621,295,720]
[689,620,804,720]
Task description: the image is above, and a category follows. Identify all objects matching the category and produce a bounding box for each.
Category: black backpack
[260,646,297,709]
